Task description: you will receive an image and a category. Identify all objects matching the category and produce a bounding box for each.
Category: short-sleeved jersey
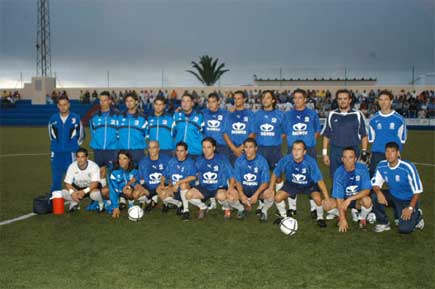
[202,108,228,146]
[195,153,233,191]
[138,154,171,190]
[372,160,423,201]
[284,108,321,148]
[332,162,372,199]
[163,157,197,185]
[224,109,254,147]
[368,111,406,153]
[321,109,367,147]
[64,160,100,188]
[252,109,285,146]
[234,154,270,189]
[273,154,323,187]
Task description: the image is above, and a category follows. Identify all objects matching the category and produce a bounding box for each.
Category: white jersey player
[61,148,104,212]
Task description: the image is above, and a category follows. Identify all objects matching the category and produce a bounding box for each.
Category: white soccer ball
[280,217,298,236]
[367,212,376,224]
[128,205,144,221]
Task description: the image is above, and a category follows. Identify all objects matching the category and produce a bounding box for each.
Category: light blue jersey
[118,112,147,150]
[284,108,321,148]
[109,168,138,209]
[368,111,406,153]
[146,113,174,150]
[372,160,423,201]
[89,109,119,150]
[332,162,372,199]
[172,110,204,155]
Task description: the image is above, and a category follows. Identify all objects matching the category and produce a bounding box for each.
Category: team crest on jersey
[395,175,400,182]
[110,120,116,125]
[356,175,360,181]
[217,115,223,121]
[254,167,258,173]
[158,164,164,170]
[301,168,306,174]
[193,116,199,122]
[72,118,76,124]
[390,122,395,130]
[304,116,310,122]
[271,117,277,123]
[135,120,140,126]
[377,123,382,129]
[213,165,219,172]
[243,116,248,122]
[162,120,167,125]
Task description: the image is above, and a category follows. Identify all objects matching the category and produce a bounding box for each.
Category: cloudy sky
[1,0,434,88]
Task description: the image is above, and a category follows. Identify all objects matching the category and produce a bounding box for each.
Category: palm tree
[186,55,229,86]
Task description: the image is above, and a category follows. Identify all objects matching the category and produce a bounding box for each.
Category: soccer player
[202,93,229,156]
[118,93,148,165]
[61,148,103,212]
[322,89,368,179]
[371,142,424,233]
[252,90,285,169]
[134,140,171,212]
[322,147,373,232]
[368,90,407,176]
[172,93,204,159]
[223,90,255,165]
[89,91,119,189]
[283,88,321,217]
[159,141,197,220]
[234,138,272,222]
[108,150,145,219]
[146,95,174,157]
[48,95,85,194]
[186,137,235,219]
[271,140,330,228]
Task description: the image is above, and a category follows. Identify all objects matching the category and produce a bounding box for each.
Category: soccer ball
[280,217,298,236]
[367,212,376,224]
[128,205,144,221]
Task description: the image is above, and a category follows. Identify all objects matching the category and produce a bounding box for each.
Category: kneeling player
[158,141,197,220]
[186,137,234,219]
[109,150,145,219]
[135,141,170,212]
[234,138,272,222]
[271,140,330,228]
[322,147,373,232]
[61,148,103,212]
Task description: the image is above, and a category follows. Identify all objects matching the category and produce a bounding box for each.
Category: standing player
[368,90,407,176]
[172,94,204,159]
[186,137,235,219]
[323,147,373,232]
[322,89,368,180]
[109,150,146,219]
[48,95,85,194]
[223,90,255,165]
[371,142,424,233]
[283,88,322,217]
[234,138,272,222]
[61,148,103,212]
[146,95,174,157]
[118,93,148,165]
[202,93,229,156]
[89,91,119,189]
[134,140,171,212]
[252,90,285,169]
[159,142,197,220]
[271,141,330,228]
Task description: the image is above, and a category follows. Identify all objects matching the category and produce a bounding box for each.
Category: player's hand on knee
[401,207,412,221]
[71,192,80,202]
[338,219,348,233]
[112,208,120,219]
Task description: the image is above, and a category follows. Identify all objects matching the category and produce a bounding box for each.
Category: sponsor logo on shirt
[292,173,307,184]
[346,185,359,196]
[149,172,162,184]
[172,174,183,184]
[242,173,258,186]
[203,171,218,184]
[207,120,221,131]
[232,122,247,135]
[260,123,275,136]
[292,123,308,136]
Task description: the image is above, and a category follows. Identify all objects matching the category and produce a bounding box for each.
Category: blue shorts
[143,185,158,198]
[197,185,227,200]
[242,186,259,198]
[281,182,319,198]
[258,145,282,169]
[94,149,117,168]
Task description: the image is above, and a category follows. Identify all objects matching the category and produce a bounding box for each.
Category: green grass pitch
[0,127,433,289]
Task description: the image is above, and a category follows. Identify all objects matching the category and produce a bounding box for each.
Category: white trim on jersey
[371,168,385,188]
[368,124,376,143]
[78,121,85,145]
[399,160,423,194]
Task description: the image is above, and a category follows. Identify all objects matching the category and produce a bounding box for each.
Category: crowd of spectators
[1,90,21,105]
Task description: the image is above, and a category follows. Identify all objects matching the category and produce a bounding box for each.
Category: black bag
[33,194,52,214]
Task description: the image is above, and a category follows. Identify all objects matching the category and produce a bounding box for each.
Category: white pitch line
[414,162,435,167]
[0,212,37,226]
[0,153,48,158]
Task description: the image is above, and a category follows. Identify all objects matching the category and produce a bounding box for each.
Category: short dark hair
[176,141,188,151]
[243,137,257,147]
[124,93,138,102]
[385,141,400,151]
[57,95,69,103]
[378,90,394,100]
[202,137,217,151]
[292,140,307,150]
[99,91,110,98]
[76,147,88,157]
[208,92,219,101]
[182,93,193,101]
[342,146,357,156]
[233,90,246,98]
[154,95,166,104]
[335,89,351,99]
[293,88,307,98]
